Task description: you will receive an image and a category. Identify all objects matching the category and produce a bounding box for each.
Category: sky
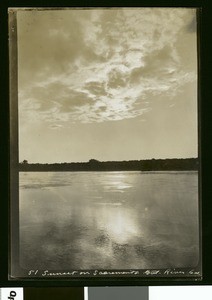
[17,8,198,163]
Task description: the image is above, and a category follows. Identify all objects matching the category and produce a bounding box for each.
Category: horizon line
[19,157,198,164]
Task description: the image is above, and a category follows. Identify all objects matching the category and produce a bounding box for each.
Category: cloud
[18,8,197,127]
[84,81,107,96]
[107,69,128,89]
[49,124,63,129]
[18,11,81,85]
[129,46,176,86]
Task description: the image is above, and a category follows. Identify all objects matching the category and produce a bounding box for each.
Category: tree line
[19,158,198,172]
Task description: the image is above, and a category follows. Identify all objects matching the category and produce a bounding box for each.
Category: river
[19,171,199,270]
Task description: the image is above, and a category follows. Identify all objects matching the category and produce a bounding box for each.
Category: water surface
[19,171,199,270]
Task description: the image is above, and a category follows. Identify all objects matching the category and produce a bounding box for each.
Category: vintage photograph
[10,8,200,279]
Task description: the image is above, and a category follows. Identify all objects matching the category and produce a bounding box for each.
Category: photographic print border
[9,6,202,283]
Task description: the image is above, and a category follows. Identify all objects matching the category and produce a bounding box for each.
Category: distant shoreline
[19,158,198,172]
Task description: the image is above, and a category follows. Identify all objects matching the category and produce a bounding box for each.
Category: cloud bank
[18,8,197,127]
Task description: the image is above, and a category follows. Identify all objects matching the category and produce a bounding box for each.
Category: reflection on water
[19,171,199,270]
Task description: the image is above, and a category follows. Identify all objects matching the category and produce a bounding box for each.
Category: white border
[149,286,212,300]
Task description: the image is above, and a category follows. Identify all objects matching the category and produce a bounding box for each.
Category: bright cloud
[18,8,197,128]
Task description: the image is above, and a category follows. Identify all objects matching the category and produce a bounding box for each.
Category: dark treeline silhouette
[19,158,198,172]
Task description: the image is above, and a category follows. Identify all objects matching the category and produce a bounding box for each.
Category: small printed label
[1,288,23,300]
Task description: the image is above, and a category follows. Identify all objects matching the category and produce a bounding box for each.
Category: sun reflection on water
[93,205,140,244]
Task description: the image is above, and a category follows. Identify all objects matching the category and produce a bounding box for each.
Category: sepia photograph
[10,7,201,279]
